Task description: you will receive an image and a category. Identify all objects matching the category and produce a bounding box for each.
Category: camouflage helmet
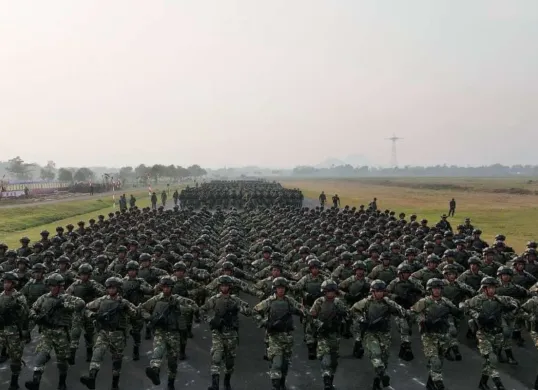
[2,271,18,282]
[272,277,289,289]
[426,278,444,290]
[221,261,234,270]
[262,246,272,254]
[496,266,513,277]
[105,277,123,288]
[217,275,234,286]
[305,254,318,262]
[225,253,238,262]
[45,273,65,286]
[32,263,47,272]
[126,261,139,271]
[308,259,322,268]
[57,256,70,264]
[6,250,17,258]
[95,254,108,264]
[352,261,367,271]
[153,245,164,253]
[340,251,352,261]
[159,276,174,286]
[173,261,187,271]
[370,279,387,291]
[467,256,481,266]
[299,246,310,255]
[442,264,459,275]
[442,249,456,258]
[405,247,417,256]
[397,263,413,274]
[480,276,499,287]
[117,245,127,253]
[321,279,338,292]
[182,253,194,261]
[426,254,441,264]
[78,263,93,274]
[139,253,151,262]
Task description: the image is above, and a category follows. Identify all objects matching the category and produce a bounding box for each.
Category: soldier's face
[219,285,230,294]
[80,273,90,281]
[275,287,286,297]
[107,286,118,296]
[431,287,442,298]
[3,280,13,291]
[162,286,172,295]
[445,273,456,282]
[485,286,496,296]
[501,274,511,283]
[271,269,281,278]
[373,291,384,300]
[325,291,336,300]
[400,272,410,280]
[310,267,319,276]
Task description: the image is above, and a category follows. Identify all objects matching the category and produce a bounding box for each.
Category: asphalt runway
[1,198,535,389]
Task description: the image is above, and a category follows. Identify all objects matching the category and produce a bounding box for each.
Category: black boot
[8,373,19,390]
[504,349,518,365]
[24,372,42,390]
[86,347,93,362]
[179,344,186,360]
[323,376,332,390]
[496,349,507,363]
[187,325,194,338]
[145,366,161,386]
[381,373,390,387]
[111,374,120,390]
[426,375,435,390]
[444,347,454,361]
[0,346,8,363]
[453,346,462,361]
[372,377,381,390]
[307,343,316,360]
[512,330,524,346]
[492,377,505,390]
[271,379,280,390]
[80,369,98,390]
[58,372,67,390]
[145,327,152,340]
[68,348,76,365]
[398,342,414,361]
[433,380,445,390]
[535,374,538,390]
[167,377,175,390]
[133,345,140,361]
[280,376,287,390]
[478,374,490,390]
[353,340,364,359]
[208,374,219,390]
[224,373,232,390]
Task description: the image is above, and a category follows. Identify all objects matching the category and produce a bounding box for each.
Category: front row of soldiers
[3,267,538,390]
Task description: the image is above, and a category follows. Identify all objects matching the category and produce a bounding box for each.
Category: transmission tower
[386,134,403,168]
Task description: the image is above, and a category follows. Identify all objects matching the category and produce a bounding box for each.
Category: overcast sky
[1,1,536,169]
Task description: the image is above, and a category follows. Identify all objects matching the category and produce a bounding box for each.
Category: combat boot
[86,347,93,362]
[167,377,175,390]
[352,340,364,359]
[478,374,490,390]
[307,343,316,360]
[381,373,390,387]
[208,374,219,390]
[8,373,19,390]
[67,348,76,365]
[504,349,518,365]
[0,346,8,363]
[133,345,140,361]
[444,347,454,361]
[271,379,280,390]
[323,376,332,390]
[372,377,381,390]
[512,330,524,346]
[223,373,232,390]
[24,371,42,390]
[492,377,505,390]
[145,366,161,386]
[179,343,186,360]
[280,376,287,390]
[426,375,435,390]
[398,341,414,361]
[452,346,462,361]
[433,380,445,390]
[80,369,98,389]
[58,372,67,390]
[187,324,194,338]
[111,374,120,390]
[145,326,152,340]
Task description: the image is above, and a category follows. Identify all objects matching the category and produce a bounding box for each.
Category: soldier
[0,272,29,390]
[91,254,121,285]
[520,294,538,389]
[141,276,198,390]
[310,280,350,390]
[80,276,139,390]
[25,273,85,390]
[351,279,409,389]
[20,263,49,343]
[65,263,106,364]
[253,277,306,390]
[461,277,518,390]
[200,275,252,390]
[412,278,462,390]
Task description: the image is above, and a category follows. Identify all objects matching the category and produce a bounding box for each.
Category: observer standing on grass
[449,198,456,216]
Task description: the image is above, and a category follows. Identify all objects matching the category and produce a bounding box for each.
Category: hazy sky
[1,1,537,169]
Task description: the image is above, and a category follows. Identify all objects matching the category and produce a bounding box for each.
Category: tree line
[0,156,207,183]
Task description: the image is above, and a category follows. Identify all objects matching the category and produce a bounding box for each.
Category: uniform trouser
[267,332,294,379]
[210,330,238,375]
[363,331,391,373]
[447,317,460,348]
[476,330,503,378]
[421,332,449,381]
[90,329,126,375]
[395,316,412,343]
[501,317,515,349]
[150,329,183,379]
[33,327,70,374]
[0,328,23,374]
[317,334,340,377]
[70,312,95,349]
[530,330,538,349]
[130,318,144,346]
[448,209,455,217]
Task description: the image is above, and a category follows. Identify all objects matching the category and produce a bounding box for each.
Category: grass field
[282,178,538,253]
[0,187,170,248]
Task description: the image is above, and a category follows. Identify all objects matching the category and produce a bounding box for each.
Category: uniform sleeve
[140,296,156,320]
[86,296,102,311]
[92,280,106,296]
[123,299,140,318]
[64,295,85,312]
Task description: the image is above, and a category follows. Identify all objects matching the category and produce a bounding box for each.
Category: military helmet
[45,273,65,286]
[5,250,17,257]
[480,276,499,287]
[182,253,194,261]
[271,262,283,270]
[95,254,108,264]
[442,264,459,274]
[57,255,70,264]
[126,261,139,271]
[221,261,234,270]
[340,251,352,261]
[443,249,456,258]
[117,245,127,253]
[173,261,187,271]
[321,279,338,292]
[426,278,444,290]
[272,277,289,288]
[159,276,174,286]
[139,253,151,262]
[32,263,47,272]
[352,261,366,271]
[217,275,234,286]
[262,246,272,254]
[370,279,386,291]
[397,264,413,274]
[153,245,164,253]
[225,253,238,262]
[308,259,322,268]
[467,256,481,265]
[496,266,513,276]
[2,271,18,282]
[426,254,441,263]
[78,263,93,274]
[105,277,123,288]
[299,246,310,254]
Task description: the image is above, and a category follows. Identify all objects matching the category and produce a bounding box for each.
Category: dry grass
[282,178,538,253]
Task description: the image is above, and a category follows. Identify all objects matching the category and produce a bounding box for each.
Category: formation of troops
[178,181,303,208]
[1,180,538,390]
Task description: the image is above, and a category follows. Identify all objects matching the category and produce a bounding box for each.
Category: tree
[40,160,57,180]
[73,167,95,182]
[119,166,134,181]
[187,164,207,177]
[176,166,190,179]
[57,168,74,182]
[6,156,35,180]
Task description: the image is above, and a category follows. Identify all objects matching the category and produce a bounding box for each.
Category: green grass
[0,187,174,248]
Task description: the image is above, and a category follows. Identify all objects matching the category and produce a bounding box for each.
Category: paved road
[1,198,534,390]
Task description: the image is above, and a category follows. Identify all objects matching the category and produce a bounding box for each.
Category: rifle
[148,302,176,329]
[94,301,123,331]
[210,301,239,331]
[35,298,63,326]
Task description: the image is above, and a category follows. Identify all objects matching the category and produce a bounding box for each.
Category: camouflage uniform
[25,273,85,390]
[520,295,538,389]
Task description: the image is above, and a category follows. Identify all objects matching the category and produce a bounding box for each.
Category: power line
[385,134,403,168]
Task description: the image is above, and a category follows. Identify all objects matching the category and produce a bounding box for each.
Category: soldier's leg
[422,334,444,386]
[223,336,238,390]
[25,330,54,390]
[447,317,462,361]
[83,316,95,363]
[109,331,127,390]
[130,318,143,360]
[529,331,538,388]
[146,330,166,385]
[69,313,83,364]
[80,330,108,389]
[263,330,269,360]
[51,329,71,390]
[351,321,364,359]
[395,316,414,361]
[501,318,517,364]
[476,330,504,389]
[378,332,392,387]
[166,333,182,389]
[209,331,224,390]
[268,334,285,387]
[5,332,23,390]
[512,318,525,346]
[304,316,317,360]
[363,333,386,388]
[183,307,195,338]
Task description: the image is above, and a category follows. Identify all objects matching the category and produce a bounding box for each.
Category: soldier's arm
[291,275,307,291]
[199,296,215,318]
[384,297,409,318]
[309,297,323,317]
[411,298,427,324]
[63,295,85,312]
[16,294,30,324]
[252,297,271,320]
[86,296,103,312]
[338,277,351,290]
[122,299,140,318]
[91,280,106,296]
[64,280,78,295]
[140,279,154,294]
[139,296,157,320]
[236,297,252,316]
